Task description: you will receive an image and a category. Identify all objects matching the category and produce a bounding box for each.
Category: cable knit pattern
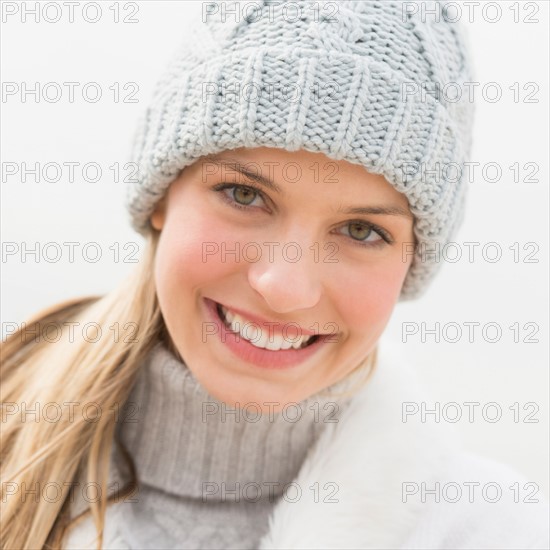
[126,0,475,300]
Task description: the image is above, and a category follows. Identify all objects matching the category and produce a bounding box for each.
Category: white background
[2,1,549,496]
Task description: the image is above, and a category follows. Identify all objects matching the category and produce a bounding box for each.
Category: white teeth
[255,329,270,349]
[280,338,294,351]
[219,304,313,351]
[265,332,296,351]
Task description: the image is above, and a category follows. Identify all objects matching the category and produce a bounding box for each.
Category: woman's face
[151,147,415,411]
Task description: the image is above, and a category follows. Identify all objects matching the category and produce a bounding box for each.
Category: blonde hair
[0,230,168,549]
[0,227,377,549]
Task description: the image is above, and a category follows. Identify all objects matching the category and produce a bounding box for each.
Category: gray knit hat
[126,0,475,301]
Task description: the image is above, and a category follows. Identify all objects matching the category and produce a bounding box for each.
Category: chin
[198,369,306,413]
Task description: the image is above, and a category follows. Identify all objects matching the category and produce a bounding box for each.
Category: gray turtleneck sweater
[109,342,357,550]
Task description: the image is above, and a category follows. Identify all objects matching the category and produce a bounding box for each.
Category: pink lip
[202,298,333,369]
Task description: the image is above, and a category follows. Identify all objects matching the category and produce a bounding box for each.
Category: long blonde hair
[0,230,171,549]
[0,226,377,549]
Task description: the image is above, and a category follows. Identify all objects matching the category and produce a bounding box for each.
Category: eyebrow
[336,205,413,218]
[202,155,413,219]
[202,156,285,195]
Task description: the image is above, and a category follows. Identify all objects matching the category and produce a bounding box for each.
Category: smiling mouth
[215,301,321,351]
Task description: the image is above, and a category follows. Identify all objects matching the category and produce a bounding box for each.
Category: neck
[115,342,366,501]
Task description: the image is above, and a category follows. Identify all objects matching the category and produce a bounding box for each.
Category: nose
[247,241,323,313]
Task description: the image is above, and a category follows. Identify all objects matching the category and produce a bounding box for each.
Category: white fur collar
[257,341,458,549]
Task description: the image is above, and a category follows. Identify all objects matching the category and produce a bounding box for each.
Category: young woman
[2,1,548,549]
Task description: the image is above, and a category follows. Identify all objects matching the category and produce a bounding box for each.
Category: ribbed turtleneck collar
[115,342,360,502]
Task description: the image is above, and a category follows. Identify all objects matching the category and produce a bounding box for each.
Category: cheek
[336,258,409,334]
[154,209,239,303]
